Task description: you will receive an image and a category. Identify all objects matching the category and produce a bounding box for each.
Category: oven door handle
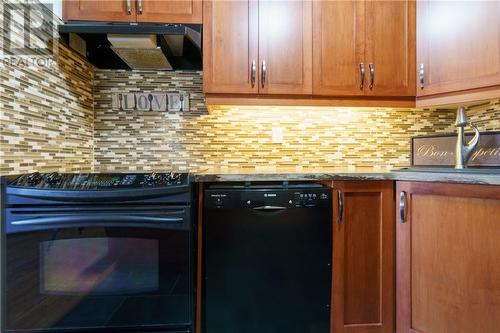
[11,214,184,228]
[6,186,190,202]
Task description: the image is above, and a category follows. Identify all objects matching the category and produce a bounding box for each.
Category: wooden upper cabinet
[64,0,135,22]
[312,0,415,97]
[327,180,395,333]
[396,182,500,333]
[63,0,202,23]
[312,1,365,96]
[258,0,312,95]
[365,0,415,96]
[203,0,258,94]
[203,0,311,95]
[136,0,202,24]
[417,1,500,97]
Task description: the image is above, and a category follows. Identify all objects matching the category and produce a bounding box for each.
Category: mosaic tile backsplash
[466,99,500,132]
[93,69,484,172]
[2,1,500,175]
[0,1,94,175]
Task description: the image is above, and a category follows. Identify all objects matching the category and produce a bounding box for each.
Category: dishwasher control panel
[293,191,329,207]
[205,186,330,209]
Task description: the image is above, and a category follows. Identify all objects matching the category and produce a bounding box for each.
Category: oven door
[5,206,192,333]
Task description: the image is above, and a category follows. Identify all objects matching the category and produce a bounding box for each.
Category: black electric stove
[2,172,194,333]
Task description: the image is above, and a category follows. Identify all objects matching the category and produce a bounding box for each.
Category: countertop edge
[193,172,500,185]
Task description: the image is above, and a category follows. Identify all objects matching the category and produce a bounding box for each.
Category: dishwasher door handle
[252,205,287,211]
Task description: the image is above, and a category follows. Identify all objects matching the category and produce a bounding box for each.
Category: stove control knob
[152,172,162,183]
[46,172,62,185]
[160,173,169,183]
[169,172,180,182]
[144,174,153,184]
[164,172,172,182]
[145,172,162,185]
[26,172,42,186]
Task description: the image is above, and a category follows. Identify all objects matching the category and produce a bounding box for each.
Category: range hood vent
[59,22,202,70]
[107,34,172,70]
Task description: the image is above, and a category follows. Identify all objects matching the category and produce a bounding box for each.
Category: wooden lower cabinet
[396,182,500,333]
[324,180,395,333]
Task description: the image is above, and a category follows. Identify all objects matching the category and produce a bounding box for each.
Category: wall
[42,0,62,19]
[94,70,475,172]
[466,99,500,131]
[0,0,94,175]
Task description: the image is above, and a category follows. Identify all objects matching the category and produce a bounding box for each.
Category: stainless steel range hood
[58,22,202,70]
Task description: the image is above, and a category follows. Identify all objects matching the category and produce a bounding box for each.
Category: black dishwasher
[203,182,332,333]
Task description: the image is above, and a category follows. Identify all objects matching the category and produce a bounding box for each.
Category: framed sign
[411,131,500,167]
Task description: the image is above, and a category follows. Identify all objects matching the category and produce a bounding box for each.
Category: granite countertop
[193,166,500,185]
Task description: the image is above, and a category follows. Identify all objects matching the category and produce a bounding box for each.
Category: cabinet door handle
[337,190,344,225]
[359,63,365,90]
[419,63,425,89]
[400,191,407,223]
[369,63,375,89]
[137,0,143,14]
[261,60,267,88]
[251,60,256,88]
[126,0,132,14]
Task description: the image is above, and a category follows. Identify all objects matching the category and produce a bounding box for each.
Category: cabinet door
[258,0,312,94]
[365,0,416,96]
[203,0,258,94]
[396,182,500,333]
[330,181,394,333]
[64,0,135,22]
[417,1,500,96]
[136,0,202,24]
[312,1,365,96]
